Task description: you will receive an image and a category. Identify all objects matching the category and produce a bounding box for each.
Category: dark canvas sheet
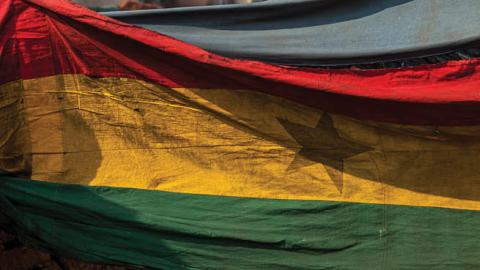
[105,0,480,66]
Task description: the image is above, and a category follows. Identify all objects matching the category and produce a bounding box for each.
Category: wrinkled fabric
[106,0,480,66]
[3,175,480,270]
[4,74,480,212]
[3,1,480,269]
[5,0,480,125]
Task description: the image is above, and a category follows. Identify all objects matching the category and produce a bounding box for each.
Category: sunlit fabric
[2,0,480,269]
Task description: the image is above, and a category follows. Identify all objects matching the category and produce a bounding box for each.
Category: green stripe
[0,172,479,270]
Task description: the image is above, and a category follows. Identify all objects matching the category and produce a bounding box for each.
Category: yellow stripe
[2,74,480,210]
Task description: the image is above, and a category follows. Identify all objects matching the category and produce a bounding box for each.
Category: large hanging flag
[2,0,480,269]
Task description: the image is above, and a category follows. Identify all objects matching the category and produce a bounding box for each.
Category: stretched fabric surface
[2,0,480,269]
[106,0,480,66]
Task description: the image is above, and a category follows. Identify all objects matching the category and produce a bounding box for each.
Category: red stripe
[2,0,480,125]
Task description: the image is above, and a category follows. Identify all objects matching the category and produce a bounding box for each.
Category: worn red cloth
[3,0,480,125]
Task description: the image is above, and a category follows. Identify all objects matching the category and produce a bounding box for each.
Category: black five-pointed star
[277,113,372,193]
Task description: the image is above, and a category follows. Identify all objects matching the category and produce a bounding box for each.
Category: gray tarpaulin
[105,0,480,66]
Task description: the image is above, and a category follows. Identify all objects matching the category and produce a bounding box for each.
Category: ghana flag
[2,0,480,269]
